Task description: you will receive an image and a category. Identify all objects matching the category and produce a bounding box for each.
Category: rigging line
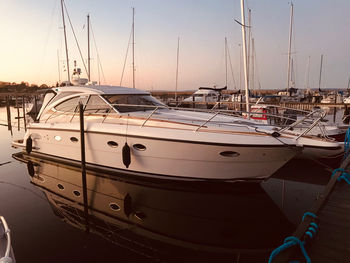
[90,21,107,84]
[227,42,237,89]
[120,27,133,86]
[63,1,88,77]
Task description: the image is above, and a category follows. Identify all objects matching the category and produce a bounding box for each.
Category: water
[0,106,343,262]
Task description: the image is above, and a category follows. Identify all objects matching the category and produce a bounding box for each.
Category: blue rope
[302,212,317,222]
[268,236,311,263]
[269,213,319,262]
[344,127,350,157]
[331,168,350,184]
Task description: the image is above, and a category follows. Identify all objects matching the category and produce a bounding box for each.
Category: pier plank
[307,182,350,261]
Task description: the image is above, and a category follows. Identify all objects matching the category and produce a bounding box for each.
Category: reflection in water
[13,152,294,262]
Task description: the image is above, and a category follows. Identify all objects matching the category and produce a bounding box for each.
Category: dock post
[22,96,27,131]
[16,96,20,131]
[79,102,89,233]
[6,96,12,133]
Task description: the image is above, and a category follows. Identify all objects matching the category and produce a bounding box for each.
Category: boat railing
[40,102,328,137]
[0,216,11,260]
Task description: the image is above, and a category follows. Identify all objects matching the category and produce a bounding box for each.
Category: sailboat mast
[57,50,61,84]
[225,37,228,88]
[251,38,255,90]
[132,7,135,89]
[175,37,180,102]
[87,14,91,82]
[286,2,294,93]
[240,0,250,115]
[318,54,323,91]
[247,9,251,90]
[306,56,311,89]
[60,0,70,85]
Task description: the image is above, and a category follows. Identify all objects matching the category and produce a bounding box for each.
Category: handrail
[38,101,332,139]
[279,109,323,133]
[195,112,220,132]
[140,107,159,127]
[0,216,11,259]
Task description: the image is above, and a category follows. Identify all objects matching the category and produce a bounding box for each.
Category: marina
[1,0,350,262]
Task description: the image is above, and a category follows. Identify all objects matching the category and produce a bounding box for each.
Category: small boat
[0,216,15,263]
[182,86,227,104]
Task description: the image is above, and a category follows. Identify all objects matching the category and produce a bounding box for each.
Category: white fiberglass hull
[16,124,299,180]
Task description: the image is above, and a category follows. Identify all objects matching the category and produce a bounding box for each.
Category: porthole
[73,190,81,197]
[107,141,118,148]
[133,144,146,151]
[57,184,65,190]
[134,211,146,220]
[54,135,62,141]
[109,203,120,211]
[70,137,78,143]
[220,151,240,157]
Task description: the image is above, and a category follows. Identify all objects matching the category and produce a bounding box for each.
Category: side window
[55,96,88,112]
[84,95,111,114]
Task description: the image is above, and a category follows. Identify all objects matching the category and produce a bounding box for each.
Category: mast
[306,56,311,89]
[57,49,61,84]
[225,37,228,88]
[251,38,255,90]
[247,9,251,90]
[175,37,180,102]
[240,0,250,115]
[132,7,135,89]
[60,0,70,85]
[318,54,323,91]
[286,2,294,93]
[87,14,91,82]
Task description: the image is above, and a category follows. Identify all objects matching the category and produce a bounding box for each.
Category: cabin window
[54,96,88,113]
[84,95,111,114]
[103,94,165,113]
[49,91,81,106]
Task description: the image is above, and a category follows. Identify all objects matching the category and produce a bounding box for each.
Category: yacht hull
[17,126,299,180]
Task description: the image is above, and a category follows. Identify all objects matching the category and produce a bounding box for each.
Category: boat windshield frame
[102,94,166,113]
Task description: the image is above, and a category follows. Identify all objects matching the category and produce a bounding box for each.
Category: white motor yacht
[11,85,340,181]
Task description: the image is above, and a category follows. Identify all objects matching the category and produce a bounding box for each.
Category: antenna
[87,14,91,82]
[61,0,70,85]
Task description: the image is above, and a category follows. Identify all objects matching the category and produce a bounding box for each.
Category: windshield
[103,94,165,113]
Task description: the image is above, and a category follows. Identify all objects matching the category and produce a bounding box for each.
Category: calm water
[0,106,342,262]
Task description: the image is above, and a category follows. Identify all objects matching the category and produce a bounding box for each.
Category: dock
[271,149,350,262]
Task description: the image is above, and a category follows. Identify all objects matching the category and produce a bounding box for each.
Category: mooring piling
[79,102,89,233]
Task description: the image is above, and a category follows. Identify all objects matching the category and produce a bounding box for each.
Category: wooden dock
[307,182,350,262]
[272,152,350,262]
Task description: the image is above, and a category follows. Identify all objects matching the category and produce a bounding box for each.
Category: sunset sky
[0,0,349,91]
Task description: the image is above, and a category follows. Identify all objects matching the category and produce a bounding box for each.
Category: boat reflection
[13,152,294,262]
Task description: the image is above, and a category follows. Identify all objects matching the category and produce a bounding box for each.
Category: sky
[0,0,349,91]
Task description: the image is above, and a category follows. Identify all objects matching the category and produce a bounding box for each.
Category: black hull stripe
[28,126,297,148]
